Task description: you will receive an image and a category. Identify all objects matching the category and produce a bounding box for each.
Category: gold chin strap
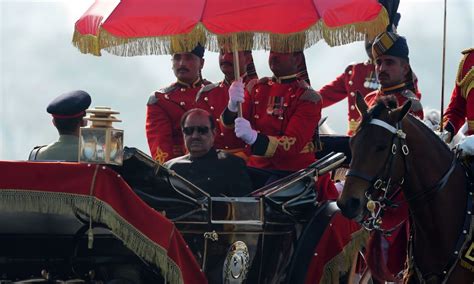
[381,82,407,93]
[273,73,299,83]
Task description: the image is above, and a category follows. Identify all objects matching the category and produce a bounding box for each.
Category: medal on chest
[266,96,287,120]
[364,71,380,90]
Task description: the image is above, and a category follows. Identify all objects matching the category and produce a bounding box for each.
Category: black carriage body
[0,146,345,283]
[116,147,346,283]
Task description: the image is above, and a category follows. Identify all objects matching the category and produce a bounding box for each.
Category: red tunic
[223,77,322,172]
[365,85,424,119]
[146,80,209,164]
[319,61,379,135]
[443,48,474,135]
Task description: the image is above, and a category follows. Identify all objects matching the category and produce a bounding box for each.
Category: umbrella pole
[232,34,243,117]
[439,0,447,131]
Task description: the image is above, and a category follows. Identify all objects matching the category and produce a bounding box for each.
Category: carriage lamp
[79,107,124,166]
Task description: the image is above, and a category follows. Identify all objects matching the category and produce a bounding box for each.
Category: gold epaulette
[246,78,259,93]
[300,87,322,103]
[257,77,271,85]
[195,82,220,102]
[456,49,474,99]
[461,47,474,55]
[158,84,178,94]
[147,94,158,105]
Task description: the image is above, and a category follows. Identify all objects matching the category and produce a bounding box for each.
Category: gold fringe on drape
[319,228,369,284]
[72,8,389,56]
[0,189,184,284]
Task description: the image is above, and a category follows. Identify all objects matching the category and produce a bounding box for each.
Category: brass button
[254,114,259,119]
[164,94,169,99]
[210,106,214,110]
[180,88,186,92]
[180,102,185,106]
[348,81,353,86]
[348,70,352,75]
[204,97,209,101]
[350,92,355,97]
[350,105,355,110]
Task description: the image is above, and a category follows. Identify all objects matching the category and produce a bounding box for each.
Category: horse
[336,93,474,283]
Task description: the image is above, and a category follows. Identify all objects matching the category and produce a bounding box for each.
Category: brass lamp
[79,107,124,165]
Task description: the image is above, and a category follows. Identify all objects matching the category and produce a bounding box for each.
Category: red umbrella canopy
[73,0,389,56]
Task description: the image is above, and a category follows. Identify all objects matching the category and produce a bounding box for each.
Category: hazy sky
[0,0,472,160]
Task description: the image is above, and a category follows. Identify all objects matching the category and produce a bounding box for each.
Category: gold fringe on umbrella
[319,228,369,284]
[72,7,388,56]
[0,189,185,284]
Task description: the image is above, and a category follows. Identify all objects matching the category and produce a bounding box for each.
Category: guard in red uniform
[146,44,211,164]
[361,31,421,280]
[222,50,338,201]
[195,50,257,156]
[222,51,320,172]
[443,48,474,141]
[365,31,423,119]
[319,40,380,135]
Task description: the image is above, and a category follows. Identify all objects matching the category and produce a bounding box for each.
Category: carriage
[0,138,354,283]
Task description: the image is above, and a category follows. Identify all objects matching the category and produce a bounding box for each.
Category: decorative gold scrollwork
[204,230,219,242]
[277,136,296,151]
[154,147,169,164]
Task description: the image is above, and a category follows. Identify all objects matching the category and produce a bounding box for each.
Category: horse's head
[337,93,412,224]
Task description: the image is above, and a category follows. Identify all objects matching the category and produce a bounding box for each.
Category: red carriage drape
[0,161,207,284]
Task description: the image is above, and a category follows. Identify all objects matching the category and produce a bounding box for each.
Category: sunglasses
[182,126,210,135]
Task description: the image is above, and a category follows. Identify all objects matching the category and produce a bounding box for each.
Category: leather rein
[346,118,457,234]
[346,116,473,283]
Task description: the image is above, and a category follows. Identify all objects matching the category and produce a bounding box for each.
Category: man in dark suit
[164,108,253,197]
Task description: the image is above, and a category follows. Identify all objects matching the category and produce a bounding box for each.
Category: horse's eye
[375,145,387,152]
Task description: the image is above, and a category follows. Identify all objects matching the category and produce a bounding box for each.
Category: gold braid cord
[319,229,369,284]
[0,189,185,284]
[456,49,474,99]
[72,8,389,56]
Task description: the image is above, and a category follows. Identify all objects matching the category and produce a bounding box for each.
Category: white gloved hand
[456,135,474,157]
[423,109,441,131]
[228,79,245,112]
[436,130,452,144]
[235,117,258,145]
[423,119,439,131]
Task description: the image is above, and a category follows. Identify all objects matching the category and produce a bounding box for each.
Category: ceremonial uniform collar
[176,77,203,89]
[58,134,79,142]
[223,72,248,86]
[272,73,299,84]
[190,147,217,161]
[380,81,415,95]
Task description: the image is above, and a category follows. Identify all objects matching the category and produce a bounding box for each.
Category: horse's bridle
[346,116,472,283]
[345,118,409,234]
